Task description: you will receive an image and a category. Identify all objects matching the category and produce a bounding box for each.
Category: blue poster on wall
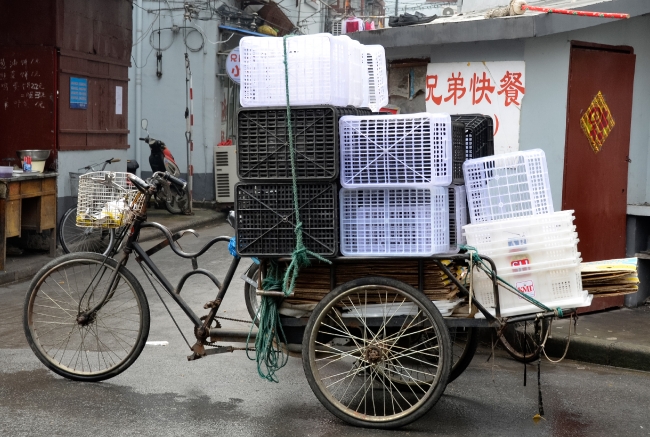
[70,77,88,109]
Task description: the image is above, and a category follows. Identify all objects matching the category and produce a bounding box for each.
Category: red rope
[521,4,630,19]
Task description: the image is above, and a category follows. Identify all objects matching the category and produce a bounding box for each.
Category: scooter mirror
[141,119,148,130]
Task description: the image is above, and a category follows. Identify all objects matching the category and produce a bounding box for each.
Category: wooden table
[0,172,57,271]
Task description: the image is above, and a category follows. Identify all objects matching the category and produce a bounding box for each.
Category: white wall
[128,0,326,201]
[383,15,650,210]
[129,1,219,199]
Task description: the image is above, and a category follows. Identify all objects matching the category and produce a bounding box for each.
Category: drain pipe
[134,0,143,176]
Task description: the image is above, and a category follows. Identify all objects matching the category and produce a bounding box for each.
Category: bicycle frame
[78,183,241,361]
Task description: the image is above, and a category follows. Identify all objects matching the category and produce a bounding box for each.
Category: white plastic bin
[340,113,453,188]
[362,45,389,111]
[240,34,350,107]
[463,149,554,223]
[472,260,588,317]
[347,40,364,107]
[449,185,468,253]
[340,186,449,256]
[464,210,575,248]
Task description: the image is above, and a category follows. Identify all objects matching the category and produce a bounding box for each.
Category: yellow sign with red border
[580,91,615,154]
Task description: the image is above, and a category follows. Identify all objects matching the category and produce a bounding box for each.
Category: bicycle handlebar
[163,173,187,190]
[109,158,121,163]
[126,173,151,193]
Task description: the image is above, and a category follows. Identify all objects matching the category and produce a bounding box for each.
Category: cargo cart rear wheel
[498,319,549,363]
[448,326,479,383]
[302,277,451,429]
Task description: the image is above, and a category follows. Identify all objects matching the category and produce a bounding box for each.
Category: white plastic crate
[467,231,578,254]
[340,113,453,188]
[449,185,468,253]
[463,149,554,223]
[464,210,575,248]
[472,260,589,317]
[340,186,449,256]
[240,34,349,107]
[484,248,581,276]
[347,40,364,107]
[362,45,389,111]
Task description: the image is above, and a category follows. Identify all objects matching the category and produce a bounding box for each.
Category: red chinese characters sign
[425,62,526,154]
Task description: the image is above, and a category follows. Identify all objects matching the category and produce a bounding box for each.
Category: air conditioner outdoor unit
[214,145,238,203]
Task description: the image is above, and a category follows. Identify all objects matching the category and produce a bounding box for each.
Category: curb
[0,211,226,286]
[544,334,650,372]
[138,211,226,243]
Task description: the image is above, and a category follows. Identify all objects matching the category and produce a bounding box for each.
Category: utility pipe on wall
[134,0,143,176]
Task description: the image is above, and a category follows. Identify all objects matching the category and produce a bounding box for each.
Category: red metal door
[562,43,636,262]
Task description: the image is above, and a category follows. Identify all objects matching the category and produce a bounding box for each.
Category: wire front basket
[76,172,145,228]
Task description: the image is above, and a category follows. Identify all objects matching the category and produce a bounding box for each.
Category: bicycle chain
[215,315,254,324]
[204,341,255,352]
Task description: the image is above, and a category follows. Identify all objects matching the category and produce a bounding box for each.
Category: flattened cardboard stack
[286,260,463,305]
[581,258,639,296]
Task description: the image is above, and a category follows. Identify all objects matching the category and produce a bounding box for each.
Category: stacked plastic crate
[462,149,592,317]
[338,113,465,257]
[448,114,495,253]
[234,34,389,257]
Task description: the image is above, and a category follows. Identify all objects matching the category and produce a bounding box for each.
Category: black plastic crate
[451,114,495,161]
[237,106,373,181]
[235,182,338,257]
[452,121,466,184]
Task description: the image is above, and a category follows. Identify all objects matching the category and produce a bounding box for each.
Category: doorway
[562,42,636,262]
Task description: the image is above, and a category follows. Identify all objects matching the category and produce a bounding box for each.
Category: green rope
[460,244,560,314]
[246,261,290,382]
[247,35,331,382]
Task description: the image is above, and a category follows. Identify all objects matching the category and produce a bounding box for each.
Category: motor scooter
[139,119,191,214]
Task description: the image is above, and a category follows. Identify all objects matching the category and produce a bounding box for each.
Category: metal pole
[394,0,398,16]
[135,0,143,176]
[184,53,194,214]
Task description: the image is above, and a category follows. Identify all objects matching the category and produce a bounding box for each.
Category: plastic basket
[237,106,372,181]
[452,121,466,184]
[362,45,389,111]
[347,40,364,107]
[235,182,338,256]
[76,172,145,228]
[463,149,554,223]
[240,34,350,108]
[464,210,575,247]
[481,246,581,275]
[340,113,453,188]
[340,186,449,256]
[449,185,468,253]
[472,260,587,317]
[451,114,494,160]
[468,230,578,254]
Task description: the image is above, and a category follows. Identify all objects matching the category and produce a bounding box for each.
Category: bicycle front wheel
[302,277,451,429]
[24,253,150,382]
[59,207,116,256]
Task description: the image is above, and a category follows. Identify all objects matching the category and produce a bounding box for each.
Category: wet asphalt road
[1,221,650,436]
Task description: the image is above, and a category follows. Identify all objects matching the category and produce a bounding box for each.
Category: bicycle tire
[24,253,150,382]
[165,186,190,214]
[59,206,116,256]
[497,319,549,363]
[302,277,451,429]
[243,263,260,324]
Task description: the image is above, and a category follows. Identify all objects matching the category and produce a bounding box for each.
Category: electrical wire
[149,27,176,51]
